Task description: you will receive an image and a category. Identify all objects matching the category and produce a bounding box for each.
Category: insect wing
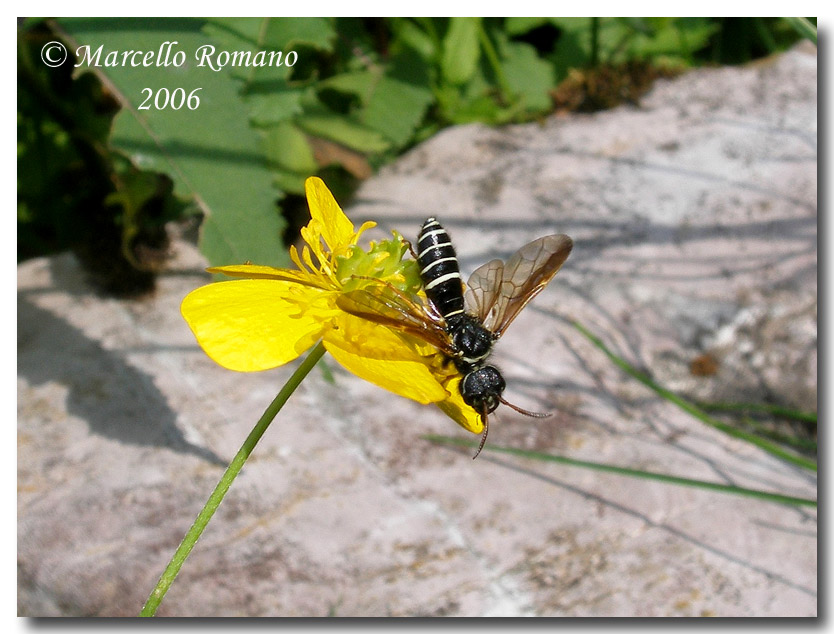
[336,286,454,355]
[486,234,573,338]
[463,259,504,326]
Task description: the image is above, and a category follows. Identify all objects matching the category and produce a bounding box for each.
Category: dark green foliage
[18,18,812,294]
[18,22,184,295]
[707,17,815,64]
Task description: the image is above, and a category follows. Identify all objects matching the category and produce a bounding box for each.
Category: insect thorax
[448,313,494,373]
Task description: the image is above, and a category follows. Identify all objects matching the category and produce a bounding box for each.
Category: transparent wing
[485,234,573,338]
[464,259,504,324]
[336,283,455,356]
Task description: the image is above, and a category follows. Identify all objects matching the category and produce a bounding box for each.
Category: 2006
[139,88,203,110]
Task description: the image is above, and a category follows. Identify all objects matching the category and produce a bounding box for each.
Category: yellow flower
[181,177,483,434]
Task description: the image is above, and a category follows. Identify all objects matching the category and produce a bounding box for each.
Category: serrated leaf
[295,113,390,153]
[318,71,377,100]
[360,76,433,147]
[202,17,264,48]
[247,87,305,126]
[204,17,335,52]
[201,18,292,84]
[58,17,287,268]
[317,69,433,146]
[262,17,335,50]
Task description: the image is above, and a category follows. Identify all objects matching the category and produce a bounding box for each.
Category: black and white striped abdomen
[416,217,465,322]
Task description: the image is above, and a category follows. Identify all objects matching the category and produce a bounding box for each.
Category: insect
[338,217,573,458]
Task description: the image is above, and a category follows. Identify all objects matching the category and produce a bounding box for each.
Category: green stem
[572,321,817,472]
[424,436,816,508]
[476,21,513,103]
[140,341,327,617]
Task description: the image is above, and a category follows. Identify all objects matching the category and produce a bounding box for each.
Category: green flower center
[336,233,423,296]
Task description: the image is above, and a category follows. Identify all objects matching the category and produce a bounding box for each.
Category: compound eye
[480,394,501,414]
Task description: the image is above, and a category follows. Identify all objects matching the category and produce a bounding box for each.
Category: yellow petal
[435,376,484,434]
[181,279,324,371]
[322,314,449,405]
[208,264,316,286]
[305,176,357,254]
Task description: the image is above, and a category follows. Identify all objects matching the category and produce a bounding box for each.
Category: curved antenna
[498,396,550,418]
[472,406,490,459]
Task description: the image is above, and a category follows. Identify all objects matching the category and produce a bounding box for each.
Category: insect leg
[349,274,428,316]
[405,238,418,260]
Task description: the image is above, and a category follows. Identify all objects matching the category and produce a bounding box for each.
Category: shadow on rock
[17,292,226,467]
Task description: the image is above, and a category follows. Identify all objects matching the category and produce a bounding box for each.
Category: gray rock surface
[18,44,816,616]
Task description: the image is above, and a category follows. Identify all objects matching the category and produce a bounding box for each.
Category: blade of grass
[782,17,817,45]
[734,415,817,452]
[694,401,816,451]
[696,400,817,425]
[424,435,816,508]
[572,321,816,472]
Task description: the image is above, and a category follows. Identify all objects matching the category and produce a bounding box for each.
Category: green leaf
[389,18,438,62]
[318,71,377,100]
[203,17,334,52]
[262,121,317,174]
[271,168,308,195]
[246,87,305,126]
[442,17,481,85]
[262,17,335,50]
[497,39,554,112]
[360,75,434,147]
[319,68,432,146]
[625,18,717,60]
[549,17,595,35]
[552,17,627,64]
[201,17,264,50]
[551,18,596,78]
[201,18,293,84]
[58,17,287,268]
[673,17,721,59]
[504,16,551,36]
[295,112,390,153]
